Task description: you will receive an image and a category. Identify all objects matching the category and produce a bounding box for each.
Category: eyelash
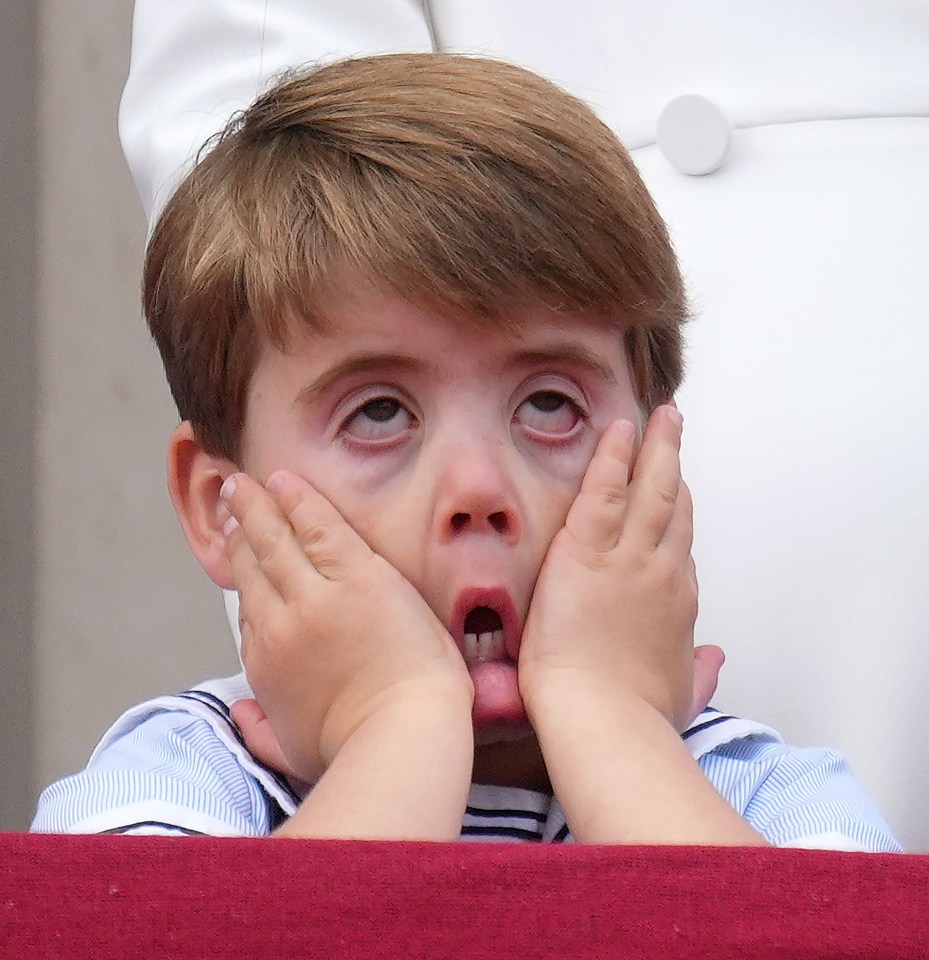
[515,389,588,441]
[337,386,589,449]
[339,394,417,447]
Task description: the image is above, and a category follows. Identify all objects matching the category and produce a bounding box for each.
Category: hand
[519,406,698,732]
[230,643,724,782]
[221,469,472,784]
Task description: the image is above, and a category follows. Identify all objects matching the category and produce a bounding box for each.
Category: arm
[220,470,473,840]
[120,0,434,218]
[520,408,767,846]
[229,648,727,787]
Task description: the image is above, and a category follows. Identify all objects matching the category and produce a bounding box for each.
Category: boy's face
[239,281,643,781]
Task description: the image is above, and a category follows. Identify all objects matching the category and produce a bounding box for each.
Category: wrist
[280,686,475,841]
[524,676,766,846]
[521,661,692,735]
[320,672,474,770]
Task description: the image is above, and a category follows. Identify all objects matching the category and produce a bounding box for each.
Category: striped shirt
[31,674,901,851]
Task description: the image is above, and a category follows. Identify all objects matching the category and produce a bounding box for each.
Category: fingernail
[665,405,683,428]
[220,475,237,502]
[266,472,285,495]
[222,515,239,538]
[616,419,637,443]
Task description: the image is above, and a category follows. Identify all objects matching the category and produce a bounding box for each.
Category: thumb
[230,697,308,789]
[689,644,725,723]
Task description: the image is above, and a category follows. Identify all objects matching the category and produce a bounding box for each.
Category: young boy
[34,54,898,848]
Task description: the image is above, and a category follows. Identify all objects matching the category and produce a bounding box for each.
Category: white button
[657,94,732,176]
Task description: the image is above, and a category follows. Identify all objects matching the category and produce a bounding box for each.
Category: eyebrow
[293,342,618,408]
[507,345,618,384]
[294,352,426,407]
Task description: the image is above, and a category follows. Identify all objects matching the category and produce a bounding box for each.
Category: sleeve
[31,711,277,836]
[119,0,435,220]
[698,738,902,852]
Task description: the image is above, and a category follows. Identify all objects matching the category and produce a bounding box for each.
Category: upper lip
[451,586,521,662]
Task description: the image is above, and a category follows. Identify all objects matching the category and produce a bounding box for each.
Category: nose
[430,433,521,545]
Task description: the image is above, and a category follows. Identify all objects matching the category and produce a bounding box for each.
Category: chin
[472,727,550,792]
[473,720,537,747]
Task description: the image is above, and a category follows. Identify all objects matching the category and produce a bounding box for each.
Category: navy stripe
[681,713,735,740]
[99,821,207,836]
[253,766,300,809]
[461,825,542,841]
[263,792,290,831]
[180,691,301,808]
[552,823,570,843]
[181,689,233,718]
[179,691,234,725]
[466,805,547,822]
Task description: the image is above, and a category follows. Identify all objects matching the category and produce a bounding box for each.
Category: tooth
[491,629,504,659]
[464,632,478,663]
[478,631,493,661]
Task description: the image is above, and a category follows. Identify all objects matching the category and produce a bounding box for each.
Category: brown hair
[144,53,687,460]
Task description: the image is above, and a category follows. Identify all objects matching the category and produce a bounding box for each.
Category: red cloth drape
[3,834,926,958]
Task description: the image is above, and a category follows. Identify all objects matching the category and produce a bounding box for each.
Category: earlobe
[167,421,238,589]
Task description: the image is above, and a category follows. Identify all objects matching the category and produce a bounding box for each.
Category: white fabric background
[120,0,929,848]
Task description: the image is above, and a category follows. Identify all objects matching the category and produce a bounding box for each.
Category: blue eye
[516,390,584,438]
[342,397,415,442]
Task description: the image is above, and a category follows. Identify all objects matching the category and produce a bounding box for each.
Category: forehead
[269,280,630,373]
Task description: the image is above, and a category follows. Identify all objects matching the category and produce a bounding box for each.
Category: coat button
[657,94,732,175]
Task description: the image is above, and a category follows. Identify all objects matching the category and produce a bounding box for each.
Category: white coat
[120,0,929,850]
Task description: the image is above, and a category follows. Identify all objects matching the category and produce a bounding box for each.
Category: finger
[562,419,637,553]
[227,531,294,674]
[690,644,725,722]
[229,698,301,780]
[221,472,319,601]
[223,500,287,629]
[265,470,374,581]
[623,404,684,551]
[662,477,695,556]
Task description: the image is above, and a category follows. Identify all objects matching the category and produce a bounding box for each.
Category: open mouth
[462,606,506,663]
[452,588,520,666]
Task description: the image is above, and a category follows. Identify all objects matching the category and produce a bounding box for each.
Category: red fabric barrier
[2,834,926,958]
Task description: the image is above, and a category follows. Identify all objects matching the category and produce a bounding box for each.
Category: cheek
[521,459,588,564]
[315,468,419,570]
[524,433,596,508]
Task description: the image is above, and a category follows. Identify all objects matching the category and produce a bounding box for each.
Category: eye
[515,390,585,439]
[341,396,416,443]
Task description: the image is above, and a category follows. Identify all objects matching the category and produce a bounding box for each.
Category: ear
[168,421,238,589]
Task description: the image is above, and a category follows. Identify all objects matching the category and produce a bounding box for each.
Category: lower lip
[468,660,530,734]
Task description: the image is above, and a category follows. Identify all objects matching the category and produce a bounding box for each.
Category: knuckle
[655,482,678,511]
[598,482,628,509]
[254,527,285,567]
[648,551,697,605]
[298,522,347,579]
[243,612,293,659]
[298,520,330,553]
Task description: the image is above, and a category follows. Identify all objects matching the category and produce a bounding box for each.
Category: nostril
[489,512,508,534]
[448,511,510,535]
